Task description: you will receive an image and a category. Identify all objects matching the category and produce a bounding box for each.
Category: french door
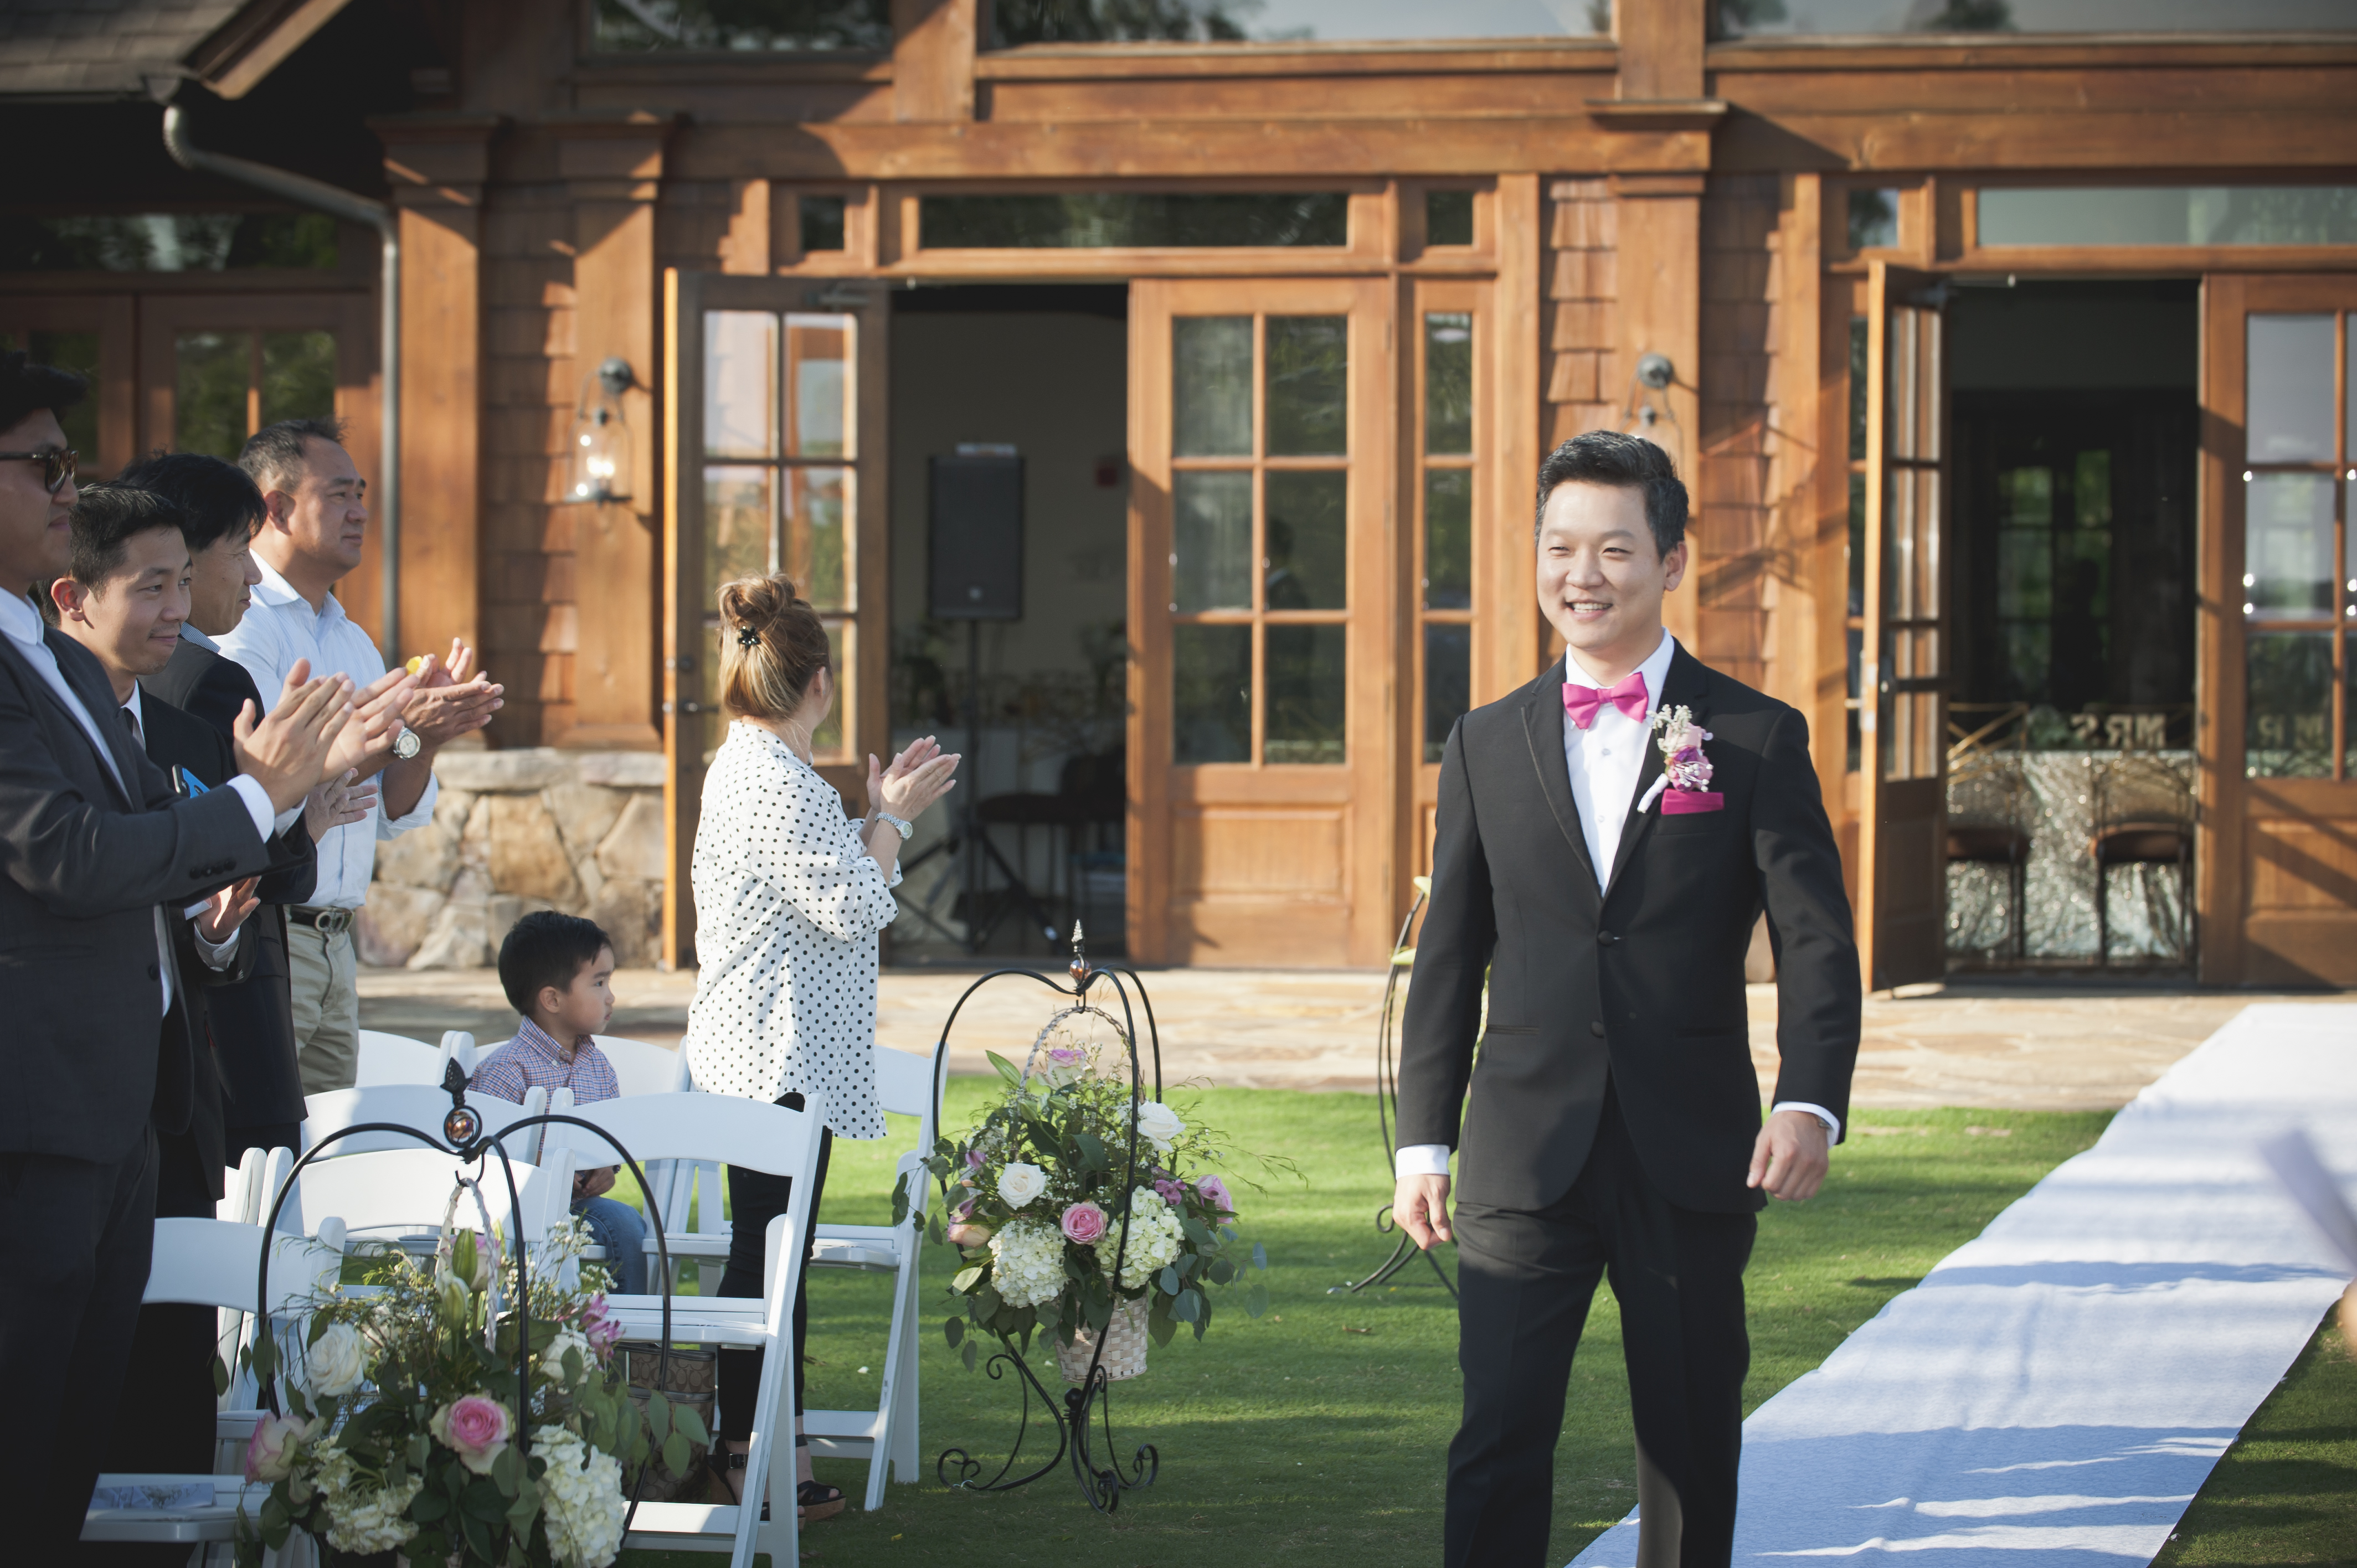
[662,271,891,966]
[1856,262,1952,991]
[1129,277,1398,967]
[2200,274,2357,985]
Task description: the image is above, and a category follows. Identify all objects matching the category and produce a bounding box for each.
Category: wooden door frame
[1128,274,1399,968]
[661,268,892,968]
[0,293,137,478]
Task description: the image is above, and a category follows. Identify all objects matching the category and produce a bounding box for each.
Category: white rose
[307,1321,368,1398]
[1134,1101,1185,1153]
[997,1162,1048,1209]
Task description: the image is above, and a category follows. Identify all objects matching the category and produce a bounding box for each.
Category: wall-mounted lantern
[569,357,634,503]
[1621,351,1684,471]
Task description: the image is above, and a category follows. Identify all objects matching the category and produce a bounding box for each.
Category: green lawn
[616,1084,2121,1567]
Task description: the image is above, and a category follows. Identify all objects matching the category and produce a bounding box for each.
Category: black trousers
[716,1098,833,1438]
[1447,1084,1757,1568]
[0,1129,159,1560]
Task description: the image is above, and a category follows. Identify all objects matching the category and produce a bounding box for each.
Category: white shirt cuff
[190,917,240,971]
[1772,1101,1841,1141]
[272,803,305,838]
[225,774,277,843]
[1395,1143,1453,1178]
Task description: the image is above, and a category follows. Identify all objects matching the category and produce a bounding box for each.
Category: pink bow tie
[1563,670,1648,730]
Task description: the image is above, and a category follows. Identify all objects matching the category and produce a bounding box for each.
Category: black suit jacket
[142,647,317,1131]
[138,693,317,1162]
[0,626,272,1162]
[1396,643,1861,1215]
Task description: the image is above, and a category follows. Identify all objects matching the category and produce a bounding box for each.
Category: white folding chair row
[275,1147,575,1259]
[83,1218,342,1560]
[553,1090,828,1568]
[300,1083,549,1161]
[350,1028,478,1087]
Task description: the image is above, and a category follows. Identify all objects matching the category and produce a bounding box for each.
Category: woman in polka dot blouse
[684,573,959,1523]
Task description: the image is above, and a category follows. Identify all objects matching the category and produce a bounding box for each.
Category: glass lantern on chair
[569,357,633,503]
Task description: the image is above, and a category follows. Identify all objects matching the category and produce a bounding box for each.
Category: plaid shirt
[469,1017,620,1106]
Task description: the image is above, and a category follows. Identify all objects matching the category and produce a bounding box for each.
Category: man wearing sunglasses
[0,353,357,1553]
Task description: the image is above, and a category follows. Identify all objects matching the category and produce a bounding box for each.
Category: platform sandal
[795,1432,846,1522]
[704,1447,769,1521]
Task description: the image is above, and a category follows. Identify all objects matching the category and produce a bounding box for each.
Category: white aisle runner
[1569,1003,2357,1568]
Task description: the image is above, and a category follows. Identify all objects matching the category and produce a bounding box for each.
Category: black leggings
[716,1096,833,1438]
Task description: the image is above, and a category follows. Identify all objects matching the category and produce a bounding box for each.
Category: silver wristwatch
[875,809,913,840]
[392,728,422,761]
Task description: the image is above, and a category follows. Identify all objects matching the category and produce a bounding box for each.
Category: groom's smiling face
[1537,479,1687,674]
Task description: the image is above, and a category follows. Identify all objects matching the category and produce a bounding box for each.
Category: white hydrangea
[535,1425,627,1568]
[1094,1188,1185,1289]
[539,1329,591,1384]
[989,1215,1068,1310]
[311,1445,423,1556]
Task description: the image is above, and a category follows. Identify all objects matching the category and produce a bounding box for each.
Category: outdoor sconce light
[569,357,634,503]
[1622,352,1684,468]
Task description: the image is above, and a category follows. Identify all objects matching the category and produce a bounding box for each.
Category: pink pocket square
[1662,790,1725,815]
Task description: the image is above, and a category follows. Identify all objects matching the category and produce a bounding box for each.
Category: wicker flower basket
[1057,1298,1150,1384]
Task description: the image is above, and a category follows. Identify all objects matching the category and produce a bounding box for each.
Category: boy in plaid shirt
[471,911,647,1292]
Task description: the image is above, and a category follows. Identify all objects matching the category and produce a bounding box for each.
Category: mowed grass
[619,1084,2113,1567]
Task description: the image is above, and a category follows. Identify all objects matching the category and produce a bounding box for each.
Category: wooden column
[1490,172,1546,701]
[892,0,978,122]
[552,114,678,752]
[373,116,500,676]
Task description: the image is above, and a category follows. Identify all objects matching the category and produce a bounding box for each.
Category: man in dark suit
[1395,431,1861,1568]
[0,353,354,1555]
[130,451,384,1160]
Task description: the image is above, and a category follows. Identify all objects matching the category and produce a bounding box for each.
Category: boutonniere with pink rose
[1645,704,1725,815]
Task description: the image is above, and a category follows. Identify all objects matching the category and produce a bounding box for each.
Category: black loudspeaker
[928,454,1024,621]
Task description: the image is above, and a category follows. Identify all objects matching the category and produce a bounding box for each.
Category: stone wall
[356,750,667,970]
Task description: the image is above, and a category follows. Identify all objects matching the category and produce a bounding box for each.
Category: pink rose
[1195,1175,1237,1219]
[1046,1046,1086,1067]
[1059,1201,1108,1246]
[430,1393,513,1475]
[244,1411,314,1483]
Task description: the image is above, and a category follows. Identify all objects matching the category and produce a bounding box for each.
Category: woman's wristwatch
[874,809,913,840]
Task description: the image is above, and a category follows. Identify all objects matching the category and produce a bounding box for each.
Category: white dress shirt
[0,592,269,1012]
[215,557,435,909]
[1396,632,1838,1180]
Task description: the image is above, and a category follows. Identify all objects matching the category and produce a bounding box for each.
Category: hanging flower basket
[1056,1298,1151,1384]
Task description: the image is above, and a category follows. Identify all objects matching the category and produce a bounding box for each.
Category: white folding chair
[592,1033,691,1098]
[437,1029,478,1081]
[548,1091,828,1568]
[301,1083,548,1162]
[82,1218,338,1561]
[218,1144,266,1224]
[353,1029,444,1086]
[276,1148,574,1261]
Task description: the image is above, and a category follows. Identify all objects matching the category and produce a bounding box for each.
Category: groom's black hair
[1534,430,1688,560]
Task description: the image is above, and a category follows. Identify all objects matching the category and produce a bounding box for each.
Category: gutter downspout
[163,104,402,655]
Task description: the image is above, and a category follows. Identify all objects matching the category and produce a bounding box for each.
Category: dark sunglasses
[0,447,76,494]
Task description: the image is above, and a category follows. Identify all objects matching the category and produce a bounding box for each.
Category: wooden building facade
[7,0,2356,985]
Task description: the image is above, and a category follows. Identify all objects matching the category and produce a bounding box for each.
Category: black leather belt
[288,906,356,935]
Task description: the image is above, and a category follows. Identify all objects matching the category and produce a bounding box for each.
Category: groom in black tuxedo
[1395,431,1860,1568]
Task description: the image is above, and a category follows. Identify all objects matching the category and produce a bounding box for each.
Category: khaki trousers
[286,920,359,1094]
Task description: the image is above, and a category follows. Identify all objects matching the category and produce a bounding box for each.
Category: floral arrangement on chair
[233,1211,698,1567]
[894,1014,1273,1379]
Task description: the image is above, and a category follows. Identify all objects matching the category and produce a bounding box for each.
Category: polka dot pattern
[682,721,898,1140]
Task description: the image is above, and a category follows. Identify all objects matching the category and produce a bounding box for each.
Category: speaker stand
[895,621,1060,955]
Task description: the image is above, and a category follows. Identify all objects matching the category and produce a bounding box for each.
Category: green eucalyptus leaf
[675,1403,710,1446]
[1207,1256,1236,1286]
[951,1264,986,1293]
[891,1172,911,1226]
[412,1488,450,1523]
[1182,1217,1214,1250]
[646,1389,672,1443]
[974,1282,1003,1318]
[944,1316,965,1348]
[211,1355,230,1397]
[305,1314,328,1348]
[1074,1132,1108,1170]
[1246,1281,1271,1318]
[926,1210,945,1247]
[663,1431,691,1477]
[1172,1288,1202,1323]
[1147,1309,1177,1349]
[1157,1265,1181,1296]
[960,1337,978,1373]
[409,1432,431,1468]
[1252,1240,1269,1270]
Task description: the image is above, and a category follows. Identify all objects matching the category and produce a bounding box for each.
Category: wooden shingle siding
[1545,178,1617,447]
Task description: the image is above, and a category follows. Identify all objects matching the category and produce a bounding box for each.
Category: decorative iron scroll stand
[1332,886,1458,1300]
[934,924,1163,1514]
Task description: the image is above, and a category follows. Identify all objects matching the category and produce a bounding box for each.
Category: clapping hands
[402,638,503,749]
[866,736,960,822]
[233,659,354,813]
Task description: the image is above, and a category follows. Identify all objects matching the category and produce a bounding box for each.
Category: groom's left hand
[1747,1109,1830,1201]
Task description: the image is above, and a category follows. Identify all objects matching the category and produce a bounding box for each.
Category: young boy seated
[471,911,649,1293]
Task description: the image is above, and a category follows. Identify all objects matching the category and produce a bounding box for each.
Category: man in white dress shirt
[219,418,503,1092]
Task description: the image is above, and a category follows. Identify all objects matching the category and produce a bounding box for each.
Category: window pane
[1424,468,1473,610]
[2245,630,2333,778]
[800,195,846,252]
[1265,624,1345,765]
[997,0,1604,42]
[592,0,891,50]
[786,466,848,610]
[705,311,777,459]
[2247,314,2335,463]
[260,331,336,429]
[1846,468,1865,614]
[2,332,100,464]
[1264,470,1347,611]
[785,313,850,458]
[920,193,1347,249]
[1174,317,1252,458]
[1979,185,2357,247]
[1427,189,1474,246]
[1847,188,1899,251]
[1847,316,1868,462]
[1424,313,1472,455]
[1723,2,2357,36]
[1172,471,1253,611]
[0,213,337,272]
[814,620,849,758]
[2245,472,2334,619]
[1424,623,1471,765]
[703,466,774,608]
[175,331,250,460]
[1174,624,1251,764]
[1265,316,1347,456]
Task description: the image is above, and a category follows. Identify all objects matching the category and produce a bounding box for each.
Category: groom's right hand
[1394,1173,1453,1249]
